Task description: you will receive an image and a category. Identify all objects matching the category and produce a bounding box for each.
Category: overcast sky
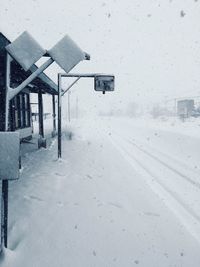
[1,0,200,113]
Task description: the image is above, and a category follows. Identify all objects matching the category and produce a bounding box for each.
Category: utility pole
[76,96,78,119]
[174,98,177,116]
[68,91,71,122]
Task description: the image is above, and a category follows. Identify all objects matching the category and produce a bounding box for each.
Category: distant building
[177,99,194,118]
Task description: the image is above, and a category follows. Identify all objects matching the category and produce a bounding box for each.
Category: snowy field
[1,116,200,267]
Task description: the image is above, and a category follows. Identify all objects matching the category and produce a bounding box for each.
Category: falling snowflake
[180,10,186,17]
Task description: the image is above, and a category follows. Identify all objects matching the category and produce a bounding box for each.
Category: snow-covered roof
[0,32,58,95]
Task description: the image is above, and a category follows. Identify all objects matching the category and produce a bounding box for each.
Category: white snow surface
[1,116,200,266]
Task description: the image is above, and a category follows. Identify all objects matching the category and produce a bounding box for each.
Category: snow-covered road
[1,117,200,267]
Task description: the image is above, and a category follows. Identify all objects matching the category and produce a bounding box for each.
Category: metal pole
[58,74,62,158]
[2,181,8,248]
[76,96,78,119]
[1,53,11,249]
[52,94,56,135]
[174,98,177,116]
[38,89,44,138]
[68,91,71,122]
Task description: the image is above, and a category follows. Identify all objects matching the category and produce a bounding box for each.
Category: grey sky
[1,0,200,113]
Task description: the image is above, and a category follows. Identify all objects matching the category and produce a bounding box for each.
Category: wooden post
[2,180,8,248]
[38,89,46,148]
[52,94,56,137]
[38,89,44,138]
[22,94,26,128]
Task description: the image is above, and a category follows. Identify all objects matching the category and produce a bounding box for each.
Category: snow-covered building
[177,99,194,118]
[0,33,58,142]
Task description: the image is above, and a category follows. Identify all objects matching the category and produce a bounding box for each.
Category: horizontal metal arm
[59,73,114,78]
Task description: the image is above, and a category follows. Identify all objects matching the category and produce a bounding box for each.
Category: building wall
[177,99,194,117]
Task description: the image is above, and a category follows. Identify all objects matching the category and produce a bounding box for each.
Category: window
[14,93,31,129]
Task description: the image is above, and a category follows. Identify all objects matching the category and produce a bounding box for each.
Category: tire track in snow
[112,131,200,191]
[107,132,200,243]
[128,138,200,190]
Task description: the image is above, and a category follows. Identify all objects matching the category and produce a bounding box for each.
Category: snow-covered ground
[1,116,200,267]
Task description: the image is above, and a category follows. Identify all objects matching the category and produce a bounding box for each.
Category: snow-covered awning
[0,32,58,95]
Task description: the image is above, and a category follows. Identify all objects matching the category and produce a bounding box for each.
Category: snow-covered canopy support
[5,31,90,101]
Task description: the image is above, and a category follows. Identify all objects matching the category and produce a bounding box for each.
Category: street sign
[94,75,115,92]
[48,35,86,73]
[6,31,46,71]
[0,132,20,180]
